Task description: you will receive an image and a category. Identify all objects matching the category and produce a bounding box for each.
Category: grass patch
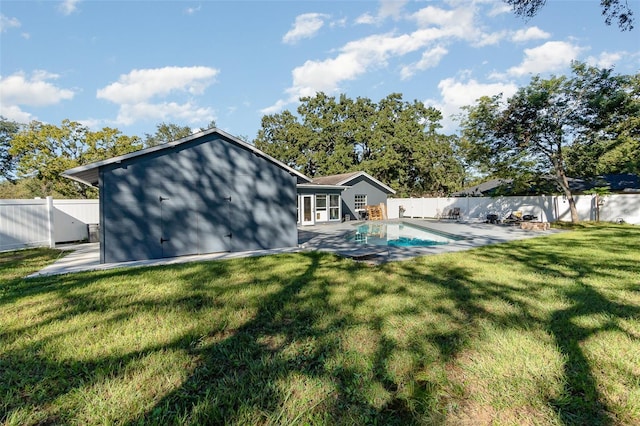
[1,224,639,425]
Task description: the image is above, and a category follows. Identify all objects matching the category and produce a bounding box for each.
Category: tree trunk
[555,166,579,223]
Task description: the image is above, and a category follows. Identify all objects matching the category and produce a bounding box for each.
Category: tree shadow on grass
[547,284,639,425]
[3,250,463,425]
[127,251,458,425]
[3,227,638,424]
[468,225,640,425]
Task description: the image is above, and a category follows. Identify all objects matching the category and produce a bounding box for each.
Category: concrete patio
[28,219,561,278]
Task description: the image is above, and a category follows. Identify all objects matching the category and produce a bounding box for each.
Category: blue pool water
[349,222,463,247]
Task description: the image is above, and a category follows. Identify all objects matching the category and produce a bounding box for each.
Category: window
[316,194,327,221]
[329,194,340,220]
[354,194,367,210]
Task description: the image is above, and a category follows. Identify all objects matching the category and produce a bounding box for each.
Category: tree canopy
[9,120,142,198]
[254,93,464,197]
[144,122,194,147]
[504,0,634,30]
[565,72,640,177]
[0,117,21,183]
[458,62,638,222]
[143,120,218,147]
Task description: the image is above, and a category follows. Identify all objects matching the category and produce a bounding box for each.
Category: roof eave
[337,171,396,194]
[297,184,348,190]
[61,171,97,188]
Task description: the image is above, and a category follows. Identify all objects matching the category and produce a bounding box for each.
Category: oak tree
[10,120,142,198]
[0,117,21,183]
[255,92,463,196]
[459,62,635,222]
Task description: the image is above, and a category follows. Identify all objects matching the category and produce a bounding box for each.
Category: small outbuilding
[63,128,310,263]
[297,171,396,224]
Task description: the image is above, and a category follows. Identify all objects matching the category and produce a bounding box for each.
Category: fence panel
[600,194,640,224]
[53,199,100,243]
[0,198,103,251]
[388,194,639,224]
[0,198,53,252]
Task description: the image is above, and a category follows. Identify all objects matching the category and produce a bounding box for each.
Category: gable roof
[62,128,311,187]
[311,171,396,194]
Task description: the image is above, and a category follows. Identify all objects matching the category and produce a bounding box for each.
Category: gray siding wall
[341,176,389,220]
[99,134,297,263]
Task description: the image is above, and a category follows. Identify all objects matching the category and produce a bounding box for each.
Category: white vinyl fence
[0,197,99,252]
[388,194,640,225]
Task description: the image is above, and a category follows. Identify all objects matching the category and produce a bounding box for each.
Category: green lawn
[1,224,639,425]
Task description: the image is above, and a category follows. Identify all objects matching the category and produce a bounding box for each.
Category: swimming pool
[349,221,464,247]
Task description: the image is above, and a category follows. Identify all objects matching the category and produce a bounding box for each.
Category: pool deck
[28,219,562,277]
[299,218,562,262]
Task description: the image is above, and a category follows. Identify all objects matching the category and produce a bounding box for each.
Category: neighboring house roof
[593,173,640,193]
[62,128,312,187]
[311,171,396,194]
[453,174,640,196]
[452,178,512,196]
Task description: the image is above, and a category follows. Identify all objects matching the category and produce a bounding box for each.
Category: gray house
[298,171,396,224]
[63,128,310,263]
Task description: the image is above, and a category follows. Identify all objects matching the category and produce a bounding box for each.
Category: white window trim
[354,194,367,211]
[329,194,341,221]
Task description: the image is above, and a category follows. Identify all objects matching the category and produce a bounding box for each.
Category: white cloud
[0,14,20,32]
[355,13,376,25]
[378,0,408,20]
[281,30,436,101]
[0,70,74,123]
[96,66,219,127]
[487,2,512,17]
[0,104,34,123]
[411,6,473,38]
[330,17,347,28]
[511,27,551,42]
[438,77,518,109]
[0,70,74,107]
[282,13,329,44]
[587,51,624,68]
[356,0,408,25]
[475,30,508,47]
[411,5,505,46]
[97,66,219,104]
[400,46,448,79]
[185,5,201,15]
[426,77,518,132]
[59,0,81,15]
[264,3,511,113]
[507,41,585,76]
[261,99,290,115]
[115,102,215,126]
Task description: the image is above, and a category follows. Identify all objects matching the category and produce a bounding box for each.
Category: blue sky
[1,0,639,140]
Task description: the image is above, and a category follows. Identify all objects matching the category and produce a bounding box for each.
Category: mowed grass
[1,224,639,425]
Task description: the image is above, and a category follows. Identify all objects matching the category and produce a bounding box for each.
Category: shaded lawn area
[1,224,639,425]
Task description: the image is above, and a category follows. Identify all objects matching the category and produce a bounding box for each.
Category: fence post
[46,196,55,248]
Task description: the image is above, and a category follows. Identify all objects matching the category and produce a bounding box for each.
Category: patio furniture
[451,207,461,220]
[504,210,523,224]
[486,214,500,224]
